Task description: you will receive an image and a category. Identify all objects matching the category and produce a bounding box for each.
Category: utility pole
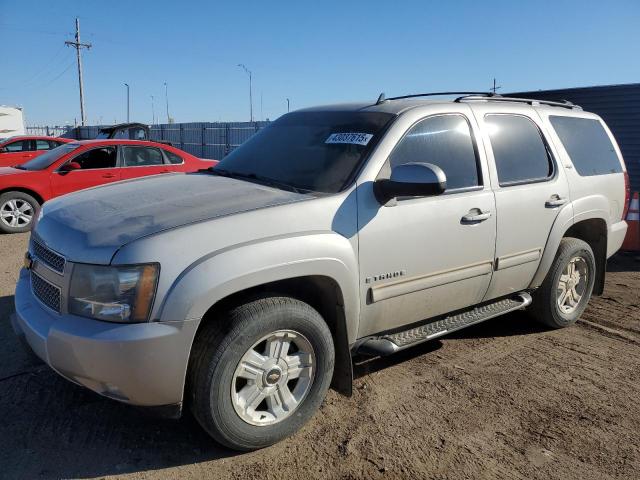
[237,64,253,122]
[164,82,170,123]
[124,83,130,122]
[65,18,91,126]
[491,78,502,94]
[151,95,155,125]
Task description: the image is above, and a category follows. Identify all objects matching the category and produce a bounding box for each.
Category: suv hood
[34,173,310,264]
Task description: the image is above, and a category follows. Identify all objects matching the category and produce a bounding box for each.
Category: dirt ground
[1,232,639,480]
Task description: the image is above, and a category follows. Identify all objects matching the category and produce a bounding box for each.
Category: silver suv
[12,93,629,451]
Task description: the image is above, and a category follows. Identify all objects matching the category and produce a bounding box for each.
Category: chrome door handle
[462,209,492,223]
[545,195,568,208]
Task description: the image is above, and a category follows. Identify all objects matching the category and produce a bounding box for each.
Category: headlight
[69,263,159,322]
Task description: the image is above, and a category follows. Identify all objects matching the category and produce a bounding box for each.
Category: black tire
[0,191,40,234]
[189,295,335,451]
[530,237,596,328]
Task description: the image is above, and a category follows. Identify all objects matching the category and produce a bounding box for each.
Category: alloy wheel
[0,198,34,228]
[557,256,589,314]
[231,329,315,426]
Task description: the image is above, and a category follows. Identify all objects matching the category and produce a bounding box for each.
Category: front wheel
[189,296,335,451]
[530,237,596,328]
[0,191,40,234]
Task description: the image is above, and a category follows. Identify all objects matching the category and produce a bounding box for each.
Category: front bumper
[13,268,198,407]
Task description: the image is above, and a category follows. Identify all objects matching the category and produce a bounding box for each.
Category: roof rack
[455,94,582,110]
[376,91,494,105]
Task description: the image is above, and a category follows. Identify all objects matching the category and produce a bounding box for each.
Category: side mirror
[374,162,446,204]
[60,161,81,172]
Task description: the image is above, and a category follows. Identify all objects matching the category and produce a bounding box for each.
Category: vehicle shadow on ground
[352,310,549,380]
[607,252,640,272]
[0,295,239,479]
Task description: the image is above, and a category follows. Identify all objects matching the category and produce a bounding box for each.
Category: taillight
[622,171,630,220]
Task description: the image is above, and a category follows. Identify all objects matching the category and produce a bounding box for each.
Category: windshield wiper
[206,167,311,194]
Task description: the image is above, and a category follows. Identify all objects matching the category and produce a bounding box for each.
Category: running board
[357,292,532,356]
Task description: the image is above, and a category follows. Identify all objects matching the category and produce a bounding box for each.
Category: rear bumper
[13,268,198,407]
[607,220,628,257]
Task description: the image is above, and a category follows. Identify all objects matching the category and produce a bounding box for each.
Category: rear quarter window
[164,150,184,164]
[549,116,622,176]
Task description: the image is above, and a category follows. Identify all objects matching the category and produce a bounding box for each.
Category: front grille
[32,238,66,274]
[31,271,61,313]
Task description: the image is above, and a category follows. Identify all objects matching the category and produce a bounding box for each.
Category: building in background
[512,83,640,193]
[0,106,25,139]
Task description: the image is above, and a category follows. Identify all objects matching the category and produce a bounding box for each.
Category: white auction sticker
[325,132,373,146]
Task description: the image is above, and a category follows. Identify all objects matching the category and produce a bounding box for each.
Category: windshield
[215,111,395,193]
[19,143,80,170]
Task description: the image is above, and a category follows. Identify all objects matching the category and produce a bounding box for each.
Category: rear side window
[122,146,164,166]
[35,140,51,150]
[389,114,480,190]
[486,114,553,185]
[549,116,621,176]
[164,150,184,164]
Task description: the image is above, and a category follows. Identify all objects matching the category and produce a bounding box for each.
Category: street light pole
[164,82,170,123]
[237,64,253,122]
[124,83,130,122]
[150,95,155,125]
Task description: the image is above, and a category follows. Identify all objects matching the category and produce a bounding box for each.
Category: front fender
[158,232,360,343]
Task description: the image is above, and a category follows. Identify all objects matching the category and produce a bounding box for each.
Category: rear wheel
[530,237,596,328]
[189,296,335,451]
[0,191,40,234]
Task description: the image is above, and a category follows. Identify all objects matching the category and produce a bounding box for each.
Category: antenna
[376,93,386,105]
[491,78,502,94]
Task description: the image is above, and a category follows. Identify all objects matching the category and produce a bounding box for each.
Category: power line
[65,18,92,126]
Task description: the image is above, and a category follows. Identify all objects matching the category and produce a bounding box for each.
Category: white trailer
[0,106,26,139]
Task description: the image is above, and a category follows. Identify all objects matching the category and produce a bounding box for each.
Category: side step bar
[357,292,532,356]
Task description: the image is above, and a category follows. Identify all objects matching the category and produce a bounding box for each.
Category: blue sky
[1,0,639,126]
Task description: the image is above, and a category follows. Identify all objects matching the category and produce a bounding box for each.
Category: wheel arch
[190,275,353,397]
[0,186,45,205]
[530,210,608,295]
[562,218,607,295]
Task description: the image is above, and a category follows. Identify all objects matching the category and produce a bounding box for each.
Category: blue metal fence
[27,121,270,160]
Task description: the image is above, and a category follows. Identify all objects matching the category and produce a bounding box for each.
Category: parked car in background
[0,136,74,167]
[0,139,216,233]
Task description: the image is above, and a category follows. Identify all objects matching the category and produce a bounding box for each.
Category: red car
[0,135,74,167]
[0,139,217,233]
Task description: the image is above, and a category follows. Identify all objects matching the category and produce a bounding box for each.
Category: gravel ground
[1,232,639,479]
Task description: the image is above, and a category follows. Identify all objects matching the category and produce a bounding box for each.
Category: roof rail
[379,91,494,103]
[455,94,582,110]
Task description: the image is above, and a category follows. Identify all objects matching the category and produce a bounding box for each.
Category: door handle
[102,173,116,179]
[461,209,492,223]
[545,195,568,208]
